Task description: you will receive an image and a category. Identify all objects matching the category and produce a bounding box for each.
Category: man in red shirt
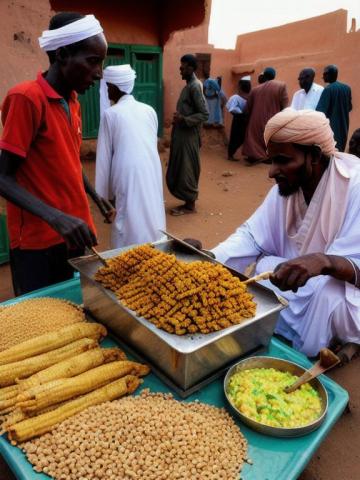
[0,12,114,295]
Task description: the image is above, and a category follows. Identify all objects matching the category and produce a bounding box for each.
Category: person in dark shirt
[316,65,352,152]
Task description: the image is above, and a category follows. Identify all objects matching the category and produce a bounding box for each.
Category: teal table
[0,279,349,480]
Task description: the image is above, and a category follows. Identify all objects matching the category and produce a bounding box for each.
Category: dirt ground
[0,140,359,479]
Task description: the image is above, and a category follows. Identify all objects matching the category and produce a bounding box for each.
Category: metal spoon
[284,348,340,394]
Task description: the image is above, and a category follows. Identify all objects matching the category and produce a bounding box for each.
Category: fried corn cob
[17,361,150,413]
[18,347,125,391]
[0,385,19,401]
[8,375,141,443]
[0,322,107,366]
[0,338,97,387]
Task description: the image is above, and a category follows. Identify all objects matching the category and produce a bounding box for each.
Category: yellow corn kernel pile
[0,298,85,352]
[95,244,256,335]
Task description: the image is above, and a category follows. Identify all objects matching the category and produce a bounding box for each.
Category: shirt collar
[36,72,77,101]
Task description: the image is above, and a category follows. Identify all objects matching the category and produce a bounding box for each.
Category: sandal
[170,206,197,216]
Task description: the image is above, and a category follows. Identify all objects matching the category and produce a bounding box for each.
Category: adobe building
[165,8,360,146]
[232,9,360,141]
[0,0,209,137]
[1,2,359,146]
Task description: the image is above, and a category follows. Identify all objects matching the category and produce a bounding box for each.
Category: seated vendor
[212,109,360,362]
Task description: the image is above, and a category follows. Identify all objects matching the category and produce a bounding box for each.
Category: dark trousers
[228,113,247,158]
[10,243,84,297]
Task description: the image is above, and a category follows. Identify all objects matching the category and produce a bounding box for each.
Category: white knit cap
[39,14,103,51]
[241,75,251,81]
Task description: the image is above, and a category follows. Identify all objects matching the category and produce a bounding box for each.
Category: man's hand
[98,197,116,224]
[50,212,97,249]
[183,238,202,250]
[82,172,116,224]
[270,253,331,292]
[172,112,184,125]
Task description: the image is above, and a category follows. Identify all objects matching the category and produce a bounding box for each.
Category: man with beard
[291,68,323,110]
[211,109,360,362]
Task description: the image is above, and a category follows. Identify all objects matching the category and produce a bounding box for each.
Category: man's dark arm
[0,150,97,249]
[82,171,115,223]
[270,253,358,292]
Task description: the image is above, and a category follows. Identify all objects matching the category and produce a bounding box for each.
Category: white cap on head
[38,14,103,51]
[100,65,137,115]
[240,75,251,81]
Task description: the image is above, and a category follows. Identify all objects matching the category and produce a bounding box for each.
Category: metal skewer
[88,246,108,266]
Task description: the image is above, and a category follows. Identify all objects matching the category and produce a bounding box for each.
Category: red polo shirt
[0,72,96,250]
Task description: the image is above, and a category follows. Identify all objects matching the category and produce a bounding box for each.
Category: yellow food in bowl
[228,368,322,428]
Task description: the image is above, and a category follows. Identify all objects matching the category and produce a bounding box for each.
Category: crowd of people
[221,64,353,163]
[0,12,359,363]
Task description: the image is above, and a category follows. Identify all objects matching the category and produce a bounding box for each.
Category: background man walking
[96,65,165,248]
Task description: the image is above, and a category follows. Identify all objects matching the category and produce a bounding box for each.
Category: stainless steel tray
[70,240,285,396]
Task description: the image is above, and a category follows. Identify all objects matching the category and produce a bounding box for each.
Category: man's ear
[55,46,70,65]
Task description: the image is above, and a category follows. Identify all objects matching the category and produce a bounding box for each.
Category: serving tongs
[86,246,108,267]
[284,348,340,394]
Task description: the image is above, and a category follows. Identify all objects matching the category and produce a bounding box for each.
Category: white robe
[95,95,166,248]
[212,161,360,357]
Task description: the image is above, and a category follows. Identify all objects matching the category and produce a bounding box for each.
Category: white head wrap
[39,14,103,51]
[241,75,251,81]
[100,65,137,116]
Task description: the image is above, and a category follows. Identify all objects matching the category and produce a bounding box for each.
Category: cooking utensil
[159,230,215,260]
[224,356,328,437]
[70,240,284,397]
[87,246,108,267]
[243,271,273,285]
[284,348,340,394]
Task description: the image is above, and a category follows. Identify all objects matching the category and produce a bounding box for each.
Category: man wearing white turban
[0,12,114,295]
[211,109,360,362]
[95,65,166,248]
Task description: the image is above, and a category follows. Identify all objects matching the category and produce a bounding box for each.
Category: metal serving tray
[70,240,285,397]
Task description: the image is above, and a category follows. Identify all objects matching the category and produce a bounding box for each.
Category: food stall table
[0,278,349,480]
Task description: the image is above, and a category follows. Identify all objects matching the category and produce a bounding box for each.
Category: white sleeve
[211,223,261,264]
[211,186,282,268]
[95,112,113,200]
[290,91,298,110]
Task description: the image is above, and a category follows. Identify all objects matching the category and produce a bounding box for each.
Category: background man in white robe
[211,109,360,361]
[291,68,323,111]
[95,65,166,248]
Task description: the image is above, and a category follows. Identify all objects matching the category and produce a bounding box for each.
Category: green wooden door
[79,44,162,139]
[131,46,163,135]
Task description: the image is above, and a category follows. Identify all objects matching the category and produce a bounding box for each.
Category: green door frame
[79,43,163,139]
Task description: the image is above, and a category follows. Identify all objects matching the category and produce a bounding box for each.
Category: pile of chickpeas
[22,389,248,480]
[0,298,85,351]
